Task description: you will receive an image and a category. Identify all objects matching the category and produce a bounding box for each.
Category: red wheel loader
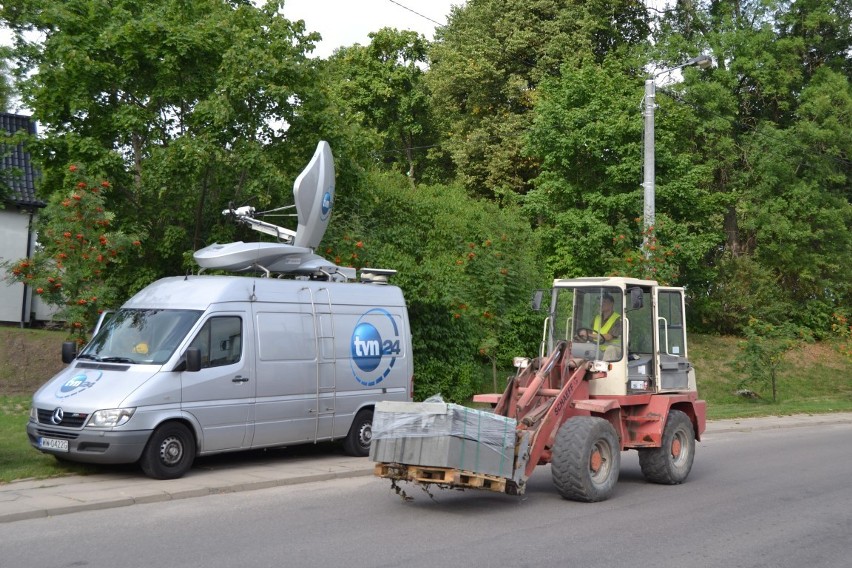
[373,277,706,502]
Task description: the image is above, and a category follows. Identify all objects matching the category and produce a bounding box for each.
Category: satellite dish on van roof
[293,141,334,249]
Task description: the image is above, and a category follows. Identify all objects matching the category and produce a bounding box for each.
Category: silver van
[26,141,414,478]
[26,274,413,478]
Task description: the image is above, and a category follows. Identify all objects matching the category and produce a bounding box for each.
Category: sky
[279,0,463,58]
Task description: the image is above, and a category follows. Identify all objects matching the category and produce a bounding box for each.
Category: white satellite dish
[293,141,335,249]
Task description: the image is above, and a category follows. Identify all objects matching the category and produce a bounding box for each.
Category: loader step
[374,462,508,494]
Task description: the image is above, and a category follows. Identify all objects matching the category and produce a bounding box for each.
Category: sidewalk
[3,413,851,523]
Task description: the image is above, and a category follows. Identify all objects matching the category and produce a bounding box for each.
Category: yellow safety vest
[593,312,621,345]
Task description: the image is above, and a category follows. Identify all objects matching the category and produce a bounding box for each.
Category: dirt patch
[0,327,68,396]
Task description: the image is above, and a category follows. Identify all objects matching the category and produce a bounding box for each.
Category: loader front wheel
[551,416,620,502]
[638,409,695,485]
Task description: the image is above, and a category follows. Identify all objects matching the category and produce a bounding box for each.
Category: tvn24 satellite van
[27,142,414,479]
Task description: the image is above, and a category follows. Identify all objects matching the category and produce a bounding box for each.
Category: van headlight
[87,408,136,428]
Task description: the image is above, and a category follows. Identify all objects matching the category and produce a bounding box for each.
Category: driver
[577,293,622,361]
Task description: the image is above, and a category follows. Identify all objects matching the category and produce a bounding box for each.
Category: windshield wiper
[75,353,100,361]
[99,357,137,364]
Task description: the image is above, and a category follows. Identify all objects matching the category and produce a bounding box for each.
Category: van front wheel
[343,409,374,457]
[140,422,196,479]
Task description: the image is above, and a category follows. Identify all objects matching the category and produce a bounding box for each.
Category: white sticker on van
[350,308,400,387]
[56,371,103,399]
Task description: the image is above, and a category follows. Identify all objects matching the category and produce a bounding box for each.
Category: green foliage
[734,318,813,402]
[0,47,11,112]
[1,0,337,290]
[607,222,681,284]
[325,169,545,402]
[428,0,650,199]
[1,165,140,342]
[326,28,437,184]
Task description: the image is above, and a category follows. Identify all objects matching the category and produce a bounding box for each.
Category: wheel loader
[372,277,706,502]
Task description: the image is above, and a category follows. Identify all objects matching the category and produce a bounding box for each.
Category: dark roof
[1,112,44,209]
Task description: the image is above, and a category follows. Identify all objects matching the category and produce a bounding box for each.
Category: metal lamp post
[642,54,712,252]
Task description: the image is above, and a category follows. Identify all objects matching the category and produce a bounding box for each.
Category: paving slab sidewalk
[2,412,851,523]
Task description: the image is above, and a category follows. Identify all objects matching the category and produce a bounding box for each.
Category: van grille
[36,408,88,428]
[34,428,80,440]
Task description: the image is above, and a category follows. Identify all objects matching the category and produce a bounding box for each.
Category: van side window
[189,316,242,368]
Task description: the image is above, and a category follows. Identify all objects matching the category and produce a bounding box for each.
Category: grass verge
[1,329,850,483]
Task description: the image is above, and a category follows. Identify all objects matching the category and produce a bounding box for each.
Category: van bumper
[27,422,151,464]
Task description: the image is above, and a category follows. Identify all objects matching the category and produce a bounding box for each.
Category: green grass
[0,396,97,483]
[1,330,850,483]
[474,334,852,420]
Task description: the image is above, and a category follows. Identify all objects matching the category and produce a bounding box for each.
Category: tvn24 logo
[350,308,401,386]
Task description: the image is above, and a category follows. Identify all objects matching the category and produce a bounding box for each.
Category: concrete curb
[2,412,851,523]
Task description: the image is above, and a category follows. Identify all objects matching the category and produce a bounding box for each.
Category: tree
[2,165,140,343]
[734,318,811,402]
[427,0,650,200]
[324,169,545,402]
[524,51,723,282]
[0,47,12,111]
[1,0,336,293]
[654,0,852,334]
[326,28,438,185]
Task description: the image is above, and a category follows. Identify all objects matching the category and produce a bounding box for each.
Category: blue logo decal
[56,371,102,399]
[321,190,333,220]
[350,308,401,386]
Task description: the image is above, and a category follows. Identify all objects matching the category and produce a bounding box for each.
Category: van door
[655,288,691,390]
[181,312,255,452]
[252,304,322,448]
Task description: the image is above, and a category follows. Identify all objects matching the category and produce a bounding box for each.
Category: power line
[387,0,444,27]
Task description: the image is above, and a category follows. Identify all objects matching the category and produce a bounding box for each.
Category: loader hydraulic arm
[492,341,592,480]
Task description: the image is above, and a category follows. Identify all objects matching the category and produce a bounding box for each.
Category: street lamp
[642,54,712,251]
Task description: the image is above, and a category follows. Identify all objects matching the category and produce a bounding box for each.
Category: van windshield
[79,309,202,365]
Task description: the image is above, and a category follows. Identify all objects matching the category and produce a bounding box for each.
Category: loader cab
[547,277,696,397]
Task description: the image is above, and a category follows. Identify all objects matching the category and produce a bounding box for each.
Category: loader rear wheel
[551,416,620,502]
[638,409,695,485]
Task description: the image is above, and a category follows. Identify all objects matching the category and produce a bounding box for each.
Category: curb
[2,412,851,523]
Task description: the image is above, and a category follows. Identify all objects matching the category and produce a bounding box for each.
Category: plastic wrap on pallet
[370,401,517,477]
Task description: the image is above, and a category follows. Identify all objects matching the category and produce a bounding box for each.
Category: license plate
[39,437,69,452]
[630,380,647,390]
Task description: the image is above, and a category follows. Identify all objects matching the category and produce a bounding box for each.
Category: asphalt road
[1,420,850,568]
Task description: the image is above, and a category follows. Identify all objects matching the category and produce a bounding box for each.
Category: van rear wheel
[343,409,373,457]
[140,422,196,480]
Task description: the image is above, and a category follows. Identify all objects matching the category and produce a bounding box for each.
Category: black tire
[343,408,374,457]
[139,422,196,480]
[638,409,696,485]
[551,416,621,502]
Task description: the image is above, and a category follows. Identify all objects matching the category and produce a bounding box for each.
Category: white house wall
[0,207,34,323]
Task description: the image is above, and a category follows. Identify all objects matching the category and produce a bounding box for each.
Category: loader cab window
[553,286,623,361]
[188,316,243,368]
[658,291,685,357]
[626,288,654,355]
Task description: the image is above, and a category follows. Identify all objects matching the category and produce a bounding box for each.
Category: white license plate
[39,437,69,452]
[630,380,647,390]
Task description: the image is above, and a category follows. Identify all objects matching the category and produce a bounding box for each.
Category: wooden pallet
[374,462,508,494]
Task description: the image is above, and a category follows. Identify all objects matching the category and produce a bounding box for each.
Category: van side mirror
[530,289,545,311]
[183,348,202,373]
[629,287,644,310]
[61,341,77,364]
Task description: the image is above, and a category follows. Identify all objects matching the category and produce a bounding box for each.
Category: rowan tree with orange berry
[3,165,140,344]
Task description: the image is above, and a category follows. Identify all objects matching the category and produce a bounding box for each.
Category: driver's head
[602,294,614,309]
